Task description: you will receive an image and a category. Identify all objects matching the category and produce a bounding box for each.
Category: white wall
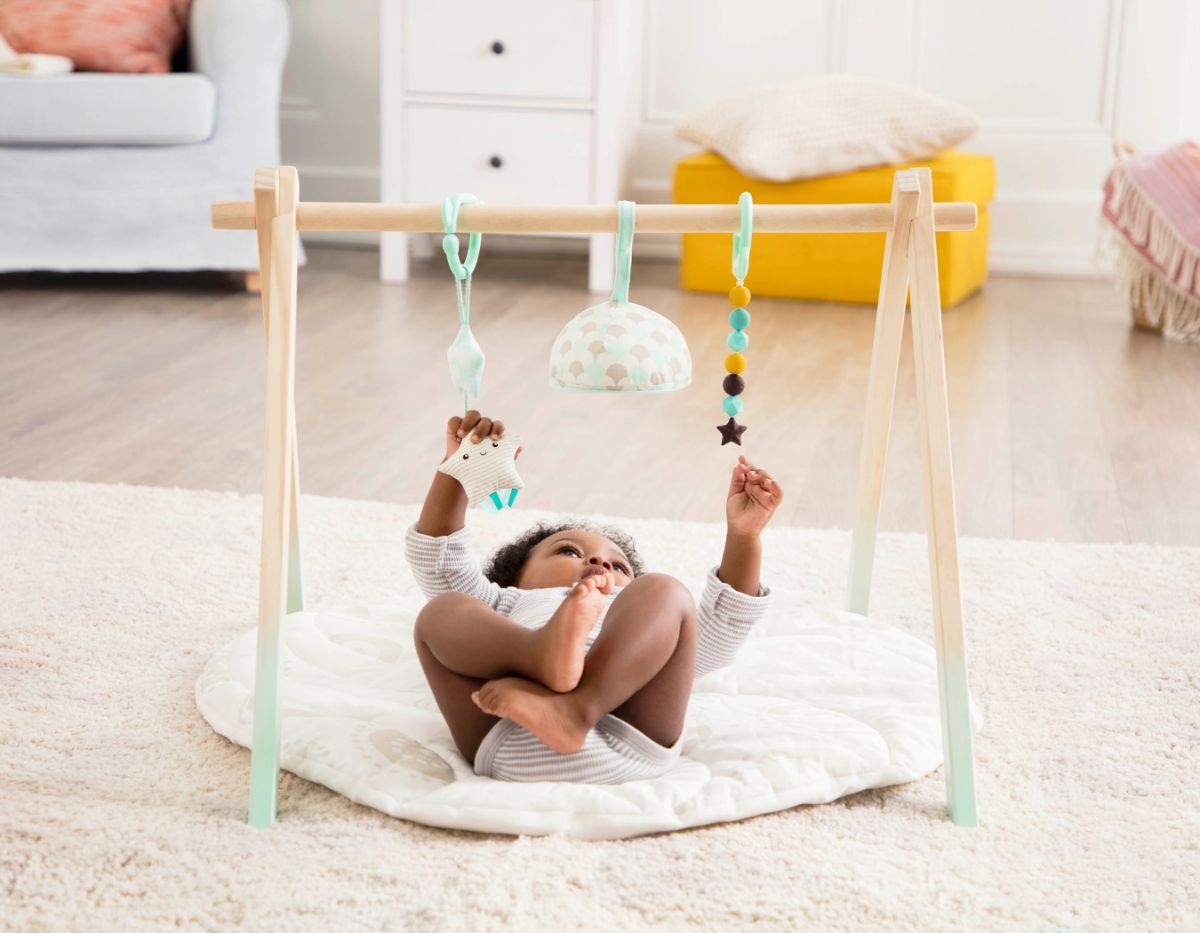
[281,0,1200,275]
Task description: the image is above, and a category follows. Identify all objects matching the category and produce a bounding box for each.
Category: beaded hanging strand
[718,192,752,446]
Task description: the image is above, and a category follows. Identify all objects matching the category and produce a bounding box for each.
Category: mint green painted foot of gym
[949,764,979,827]
[248,752,279,827]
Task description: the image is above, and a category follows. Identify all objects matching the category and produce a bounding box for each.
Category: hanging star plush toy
[438,433,524,511]
[438,193,525,511]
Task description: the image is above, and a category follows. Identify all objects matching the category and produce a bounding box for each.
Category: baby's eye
[557,545,581,557]
[615,563,631,575]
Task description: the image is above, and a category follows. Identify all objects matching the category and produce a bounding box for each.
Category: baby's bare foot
[532,574,610,693]
[472,676,591,755]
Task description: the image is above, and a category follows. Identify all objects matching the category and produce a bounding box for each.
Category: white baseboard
[989,246,1111,279]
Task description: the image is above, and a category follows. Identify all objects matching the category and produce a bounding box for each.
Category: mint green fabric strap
[442,193,486,413]
[441,193,481,281]
[611,200,635,304]
[732,191,753,283]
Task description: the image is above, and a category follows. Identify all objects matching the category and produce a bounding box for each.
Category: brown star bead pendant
[717,417,747,445]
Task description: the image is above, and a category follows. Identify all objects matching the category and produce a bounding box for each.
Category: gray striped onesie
[406,522,772,784]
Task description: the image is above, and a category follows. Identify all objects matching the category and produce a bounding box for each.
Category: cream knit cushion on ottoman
[675,76,979,182]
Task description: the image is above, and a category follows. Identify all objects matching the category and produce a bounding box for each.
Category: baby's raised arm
[409,412,519,605]
[694,456,784,676]
[415,411,514,536]
[717,455,781,594]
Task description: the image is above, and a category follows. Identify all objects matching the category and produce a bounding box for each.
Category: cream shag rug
[1,478,1197,930]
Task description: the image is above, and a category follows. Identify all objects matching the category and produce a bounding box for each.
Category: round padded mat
[196,603,982,840]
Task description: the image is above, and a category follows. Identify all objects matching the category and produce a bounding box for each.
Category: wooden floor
[2,246,1198,544]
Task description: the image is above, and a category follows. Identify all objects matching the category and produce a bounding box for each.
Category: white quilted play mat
[196,597,983,840]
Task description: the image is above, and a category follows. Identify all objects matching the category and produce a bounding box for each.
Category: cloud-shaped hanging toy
[548,201,691,392]
[438,193,524,511]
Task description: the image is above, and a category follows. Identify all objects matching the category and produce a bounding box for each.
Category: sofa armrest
[188,0,290,144]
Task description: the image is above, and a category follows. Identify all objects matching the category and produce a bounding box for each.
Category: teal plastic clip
[442,193,482,280]
[611,200,636,304]
[732,192,752,284]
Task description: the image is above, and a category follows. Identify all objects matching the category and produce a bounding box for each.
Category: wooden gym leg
[253,172,305,617]
[247,167,301,828]
[906,167,979,827]
[847,173,918,615]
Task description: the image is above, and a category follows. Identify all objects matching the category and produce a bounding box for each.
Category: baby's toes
[584,579,610,602]
[471,686,497,714]
[574,576,601,599]
[565,582,590,605]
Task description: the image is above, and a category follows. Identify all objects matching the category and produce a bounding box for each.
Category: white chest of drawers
[379,0,640,293]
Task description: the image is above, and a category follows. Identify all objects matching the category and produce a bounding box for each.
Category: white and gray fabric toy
[438,433,524,511]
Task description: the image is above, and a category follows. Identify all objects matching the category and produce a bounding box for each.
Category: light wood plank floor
[2,246,1198,544]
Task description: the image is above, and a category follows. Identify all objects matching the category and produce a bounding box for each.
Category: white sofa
[0,0,300,274]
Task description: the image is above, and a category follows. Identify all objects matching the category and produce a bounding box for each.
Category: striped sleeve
[404,522,504,609]
[693,566,772,677]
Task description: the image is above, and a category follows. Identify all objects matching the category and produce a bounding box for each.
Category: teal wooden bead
[722,395,743,416]
[728,307,751,330]
[726,329,749,351]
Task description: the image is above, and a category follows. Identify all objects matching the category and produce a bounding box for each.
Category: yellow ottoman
[674,150,995,307]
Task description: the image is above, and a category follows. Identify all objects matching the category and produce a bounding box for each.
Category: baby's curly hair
[483,519,645,589]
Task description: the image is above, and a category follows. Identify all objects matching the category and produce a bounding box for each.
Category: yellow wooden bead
[725,352,747,375]
[729,285,751,307]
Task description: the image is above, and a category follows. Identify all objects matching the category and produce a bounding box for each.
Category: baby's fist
[444,411,521,461]
[726,456,783,536]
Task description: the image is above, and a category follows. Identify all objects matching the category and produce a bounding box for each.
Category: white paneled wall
[281,0,1200,276]
[280,0,380,204]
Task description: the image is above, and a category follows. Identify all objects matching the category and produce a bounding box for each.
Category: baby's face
[515,529,635,590]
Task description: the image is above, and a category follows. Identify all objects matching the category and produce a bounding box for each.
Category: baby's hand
[444,410,522,461]
[726,455,784,537]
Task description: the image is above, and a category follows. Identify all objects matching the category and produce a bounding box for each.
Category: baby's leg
[413,591,596,763]
[414,592,544,681]
[413,593,539,765]
[416,589,600,692]
[595,575,698,747]
[472,573,697,753]
[413,637,498,765]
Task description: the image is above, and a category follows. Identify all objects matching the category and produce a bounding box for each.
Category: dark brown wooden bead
[723,373,745,396]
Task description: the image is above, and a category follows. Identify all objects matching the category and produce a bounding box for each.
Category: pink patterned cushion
[0,0,192,74]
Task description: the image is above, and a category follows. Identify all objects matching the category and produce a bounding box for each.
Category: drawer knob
[490,40,505,55]
[489,155,503,169]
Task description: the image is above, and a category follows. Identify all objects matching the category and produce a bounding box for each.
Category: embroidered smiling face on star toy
[438,433,525,510]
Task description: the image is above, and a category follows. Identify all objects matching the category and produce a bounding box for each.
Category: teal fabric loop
[442,193,482,281]
[611,200,636,304]
[731,192,752,283]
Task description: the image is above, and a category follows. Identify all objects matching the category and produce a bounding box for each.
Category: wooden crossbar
[218,167,980,830]
[211,199,977,234]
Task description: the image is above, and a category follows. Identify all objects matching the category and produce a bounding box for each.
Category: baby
[406,410,784,784]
